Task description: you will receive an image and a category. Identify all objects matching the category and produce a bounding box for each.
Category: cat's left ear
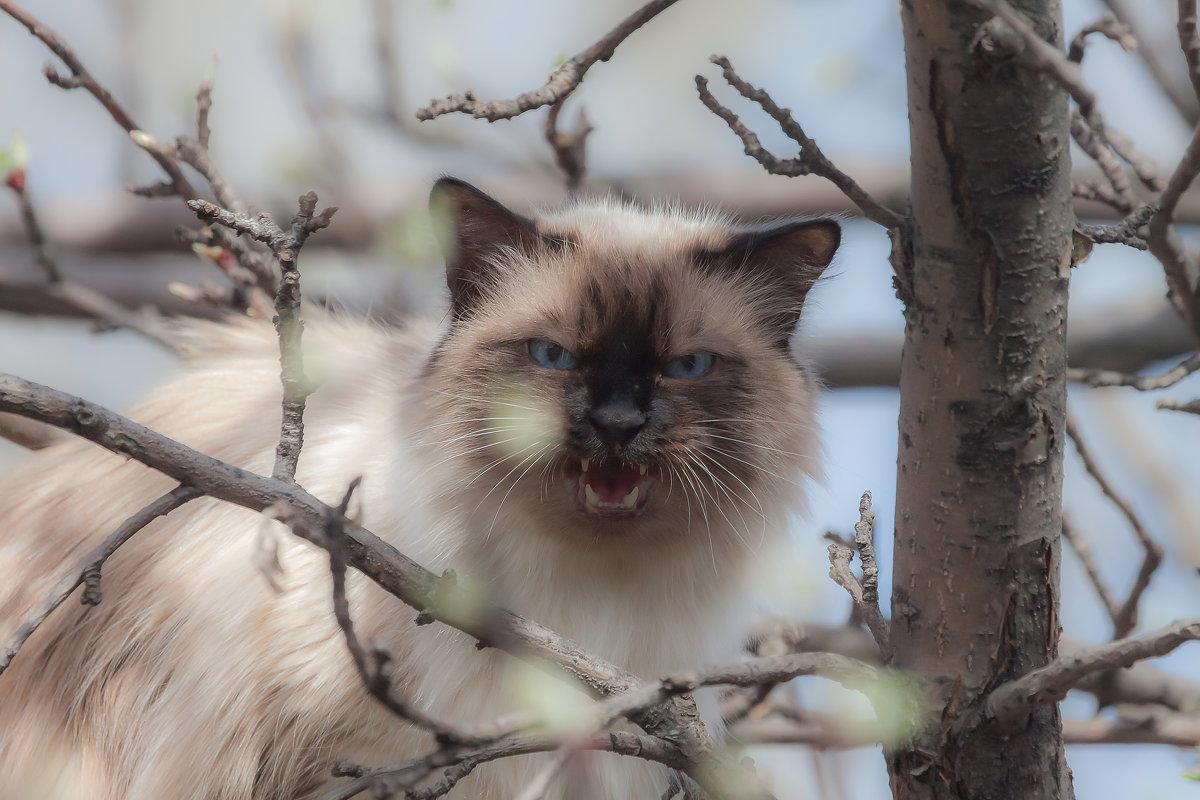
[700,218,840,335]
[430,177,546,318]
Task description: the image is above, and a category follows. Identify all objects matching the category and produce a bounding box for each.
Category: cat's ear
[699,218,840,339]
[430,177,542,318]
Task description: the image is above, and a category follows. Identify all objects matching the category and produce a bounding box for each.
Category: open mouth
[571,457,653,518]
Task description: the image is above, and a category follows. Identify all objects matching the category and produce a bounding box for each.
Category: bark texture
[890,1,1073,798]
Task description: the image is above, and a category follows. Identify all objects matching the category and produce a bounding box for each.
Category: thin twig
[0,485,201,674]
[544,97,593,194]
[1061,516,1120,622]
[4,164,176,349]
[1066,414,1163,638]
[969,0,1105,135]
[695,56,905,231]
[826,493,890,656]
[188,194,337,481]
[1100,0,1199,124]
[988,617,1200,723]
[415,0,681,122]
[1067,16,1136,63]
[1069,113,1132,214]
[0,1,276,310]
[1157,397,1200,414]
[1067,352,1200,389]
[1078,203,1157,251]
[1180,0,1200,104]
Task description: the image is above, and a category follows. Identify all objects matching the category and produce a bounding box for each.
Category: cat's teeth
[581,458,591,472]
[621,486,639,508]
[638,464,648,476]
[584,483,600,506]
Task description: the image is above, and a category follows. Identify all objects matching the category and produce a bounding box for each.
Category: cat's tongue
[581,458,646,508]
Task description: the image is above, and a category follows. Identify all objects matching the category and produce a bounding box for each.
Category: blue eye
[663,352,715,379]
[528,338,578,370]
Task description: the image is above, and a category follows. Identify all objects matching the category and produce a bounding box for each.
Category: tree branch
[1065,414,1163,639]
[0,484,201,674]
[988,618,1200,724]
[415,0,680,122]
[188,194,337,481]
[1067,351,1200,390]
[694,56,905,231]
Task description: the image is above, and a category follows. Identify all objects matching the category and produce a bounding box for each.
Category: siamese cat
[0,179,838,799]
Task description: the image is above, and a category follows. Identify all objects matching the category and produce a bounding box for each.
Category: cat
[0,178,838,799]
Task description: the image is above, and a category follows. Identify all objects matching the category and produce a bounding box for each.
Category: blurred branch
[3,164,176,349]
[415,0,681,122]
[1061,516,1120,622]
[1068,352,1200,390]
[544,98,593,194]
[1065,414,1163,639]
[1100,0,1200,124]
[1158,397,1200,414]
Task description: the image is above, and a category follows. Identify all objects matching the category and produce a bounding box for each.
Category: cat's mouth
[571,457,652,519]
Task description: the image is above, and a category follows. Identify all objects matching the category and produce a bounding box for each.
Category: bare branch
[1077,202,1157,251]
[0,485,201,674]
[695,56,905,231]
[1180,0,1200,103]
[1061,516,1120,622]
[188,194,337,481]
[1067,352,1200,389]
[415,0,680,122]
[0,1,278,311]
[544,98,593,194]
[826,493,890,656]
[970,0,1105,135]
[322,730,688,800]
[1066,414,1163,639]
[1067,16,1136,63]
[1100,0,1199,124]
[1157,397,1200,414]
[1068,114,1133,213]
[4,163,178,350]
[988,618,1200,723]
[1148,124,1200,335]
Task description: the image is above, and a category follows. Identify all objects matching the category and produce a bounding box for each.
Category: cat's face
[422,179,837,545]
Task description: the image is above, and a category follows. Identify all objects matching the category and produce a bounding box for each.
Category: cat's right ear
[430,177,541,318]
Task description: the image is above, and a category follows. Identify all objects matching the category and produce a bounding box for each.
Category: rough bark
[890,1,1073,798]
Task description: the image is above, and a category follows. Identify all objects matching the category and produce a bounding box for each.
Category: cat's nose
[589,401,647,447]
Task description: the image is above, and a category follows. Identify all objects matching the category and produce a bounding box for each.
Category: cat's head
[422,178,837,547]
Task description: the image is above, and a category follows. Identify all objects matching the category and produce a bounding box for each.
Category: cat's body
[0,182,837,799]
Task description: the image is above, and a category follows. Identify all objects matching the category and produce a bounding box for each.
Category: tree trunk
[889,1,1073,798]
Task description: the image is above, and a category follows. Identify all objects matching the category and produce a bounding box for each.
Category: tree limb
[988,618,1200,724]
[415,0,681,122]
[0,484,201,674]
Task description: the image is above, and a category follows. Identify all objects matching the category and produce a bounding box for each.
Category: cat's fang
[584,483,600,506]
[621,486,639,508]
[581,458,591,472]
[638,464,648,476]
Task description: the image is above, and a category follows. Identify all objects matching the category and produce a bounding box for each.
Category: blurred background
[0,0,1197,797]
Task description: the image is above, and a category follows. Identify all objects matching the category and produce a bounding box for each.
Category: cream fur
[0,196,829,799]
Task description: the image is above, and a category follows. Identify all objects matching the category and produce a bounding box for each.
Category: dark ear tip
[801,218,841,267]
[430,176,479,209]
